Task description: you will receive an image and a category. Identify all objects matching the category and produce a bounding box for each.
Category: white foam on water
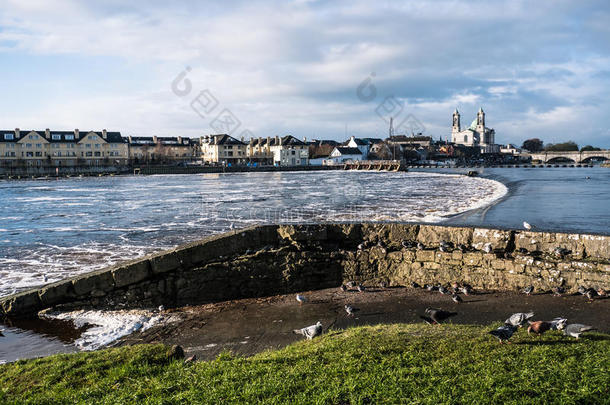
[41,309,177,351]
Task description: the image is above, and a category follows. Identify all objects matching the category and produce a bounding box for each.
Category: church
[451,108,499,153]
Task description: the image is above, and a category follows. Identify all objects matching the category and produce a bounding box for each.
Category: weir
[1,223,609,319]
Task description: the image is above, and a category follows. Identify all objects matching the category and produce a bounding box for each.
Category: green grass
[0,324,608,404]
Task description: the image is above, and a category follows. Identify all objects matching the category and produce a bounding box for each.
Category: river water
[0,167,609,362]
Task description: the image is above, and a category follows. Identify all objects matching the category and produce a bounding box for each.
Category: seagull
[296,294,308,305]
[550,317,568,331]
[425,308,457,324]
[293,321,323,340]
[451,294,462,303]
[489,324,518,343]
[563,324,596,339]
[505,312,535,327]
[527,321,552,336]
[523,221,533,230]
[522,286,534,296]
[344,304,356,317]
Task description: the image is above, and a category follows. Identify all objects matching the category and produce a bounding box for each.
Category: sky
[1,0,609,147]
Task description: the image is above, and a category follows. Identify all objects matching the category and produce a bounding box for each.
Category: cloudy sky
[1,0,609,147]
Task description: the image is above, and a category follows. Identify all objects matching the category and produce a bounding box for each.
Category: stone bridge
[525,150,610,164]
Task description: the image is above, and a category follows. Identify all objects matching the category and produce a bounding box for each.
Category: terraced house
[247,135,309,166]
[0,128,128,168]
[127,136,198,164]
[200,134,248,165]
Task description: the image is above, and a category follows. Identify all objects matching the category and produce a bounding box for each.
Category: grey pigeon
[505,312,535,327]
[452,294,462,303]
[563,324,596,339]
[552,286,565,297]
[425,308,457,324]
[577,285,587,295]
[438,286,449,295]
[344,304,356,317]
[460,285,472,296]
[293,321,323,340]
[550,317,568,331]
[489,324,518,343]
[411,282,421,289]
[522,286,534,296]
[296,294,307,305]
[420,315,435,325]
[357,284,365,293]
[425,284,436,291]
[339,284,347,292]
[585,289,598,301]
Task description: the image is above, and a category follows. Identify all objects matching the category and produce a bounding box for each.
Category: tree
[521,138,544,152]
[580,145,601,152]
[545,141,578,152]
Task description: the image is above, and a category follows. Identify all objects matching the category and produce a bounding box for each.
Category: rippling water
[0,171,506,297]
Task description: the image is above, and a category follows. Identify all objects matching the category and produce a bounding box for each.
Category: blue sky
[1,0,609,147]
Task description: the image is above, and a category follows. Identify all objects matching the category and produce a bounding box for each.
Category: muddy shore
[117,287,610,361]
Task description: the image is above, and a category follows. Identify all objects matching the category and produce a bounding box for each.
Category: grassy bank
[0,323,608,404]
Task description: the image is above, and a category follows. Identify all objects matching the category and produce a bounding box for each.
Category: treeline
[521,138,601,152]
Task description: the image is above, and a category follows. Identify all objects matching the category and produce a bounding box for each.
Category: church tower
[476,107,486,143]
[451,108,460,142]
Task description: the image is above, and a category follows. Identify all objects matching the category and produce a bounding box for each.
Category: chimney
[241,136,244,142]
[303,136,307,143]
[178,136,182,144]
[275,136,279,146]
[102,129,107,139]
[14,128,20,138]
[153,136,158,144]
[74,129,79,138]
[266,136,271,152]
[45,128,50,139]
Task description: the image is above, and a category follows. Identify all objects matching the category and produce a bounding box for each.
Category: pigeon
[518,247,529,254]
[522,286,534,296]
[489,324,518,343]
[550,317,568,331]
[527,321,552,336]
[457,244,468,252]
[296,294,308,305]
[505,311,535,327]
[425,308,457,324]
[379,281,388,289]
[184,355,197,363]
[552,286,565,297]
[339,284,347,292]
[460,285,472,296]
[585,289,598,301]
[346,281,356,288]
[598,288,607,297]
[438,286,450,295]
[411,282,421,289]
[425,284,436,292]
[158,305,165,312]
[344,304,356,316]
[357,284,365,293]
[563,324,596,339]
[483,243,492,253]
[417,242,424,250]
[577,286,588,295]
[523,221,532,230]
[553,247,571,258]
[293,321,323,340]
[451,294,462,303]
[357,242,366,250]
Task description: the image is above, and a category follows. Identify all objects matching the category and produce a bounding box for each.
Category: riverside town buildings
[451,108,500,153]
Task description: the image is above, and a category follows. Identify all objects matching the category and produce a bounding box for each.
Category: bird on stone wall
[585,289,598,301]
[425,284,436,292]
[411,282,421,289]
[518,247,529,254]
[523,221,533,230]
[598,288,607,297]
[346,281,356,288]
[339,284,347,292]
[438,286,450,295]
[457,244,468,252]
[460,284,473,295]
[551,286,565,297]
[522,285,534,296]
[483,243,493,253]
[489,324,518,343]
[293,321,322,340]
[417,242,424,250]
[505,312,535,327]
[577,285,588,295]
[425,308,457,324]
[296,294,308,305]
[553,247,571,259]
[563,324,596,339]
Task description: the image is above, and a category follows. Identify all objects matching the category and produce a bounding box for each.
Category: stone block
[463,252,483,266]
[112,259,152,288]
[150,251,182,274]
[278,224,327,242]
[581,234,610,260]
[416,250,436,262]
[39,281,73,307]
[1,290,41,317]
[72,270,115,296]
[472,228,512,251]
[417,225,473,247]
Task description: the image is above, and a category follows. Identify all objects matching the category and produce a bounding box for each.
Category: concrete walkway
[117,287,610,361]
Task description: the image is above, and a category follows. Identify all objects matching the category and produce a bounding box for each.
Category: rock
[166,345,185,361]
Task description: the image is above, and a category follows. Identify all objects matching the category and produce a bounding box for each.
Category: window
[36,143,42,148]
[52,134,61,140]
[4,133,14,140]
[29,135,36,139]
[35,151,42,157]
[86,144,91,148]
[86,151,93,157]
[291,150,296,155]
[52,144,59,148]
[65,135,74,140]
[95,144,100,148]
[26,143,32,148]
[464,135,468,143]
[26,151,33,157]
[94,151,101,157]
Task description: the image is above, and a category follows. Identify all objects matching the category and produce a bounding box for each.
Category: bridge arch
[581,156,609,163]
[546,156,576,164]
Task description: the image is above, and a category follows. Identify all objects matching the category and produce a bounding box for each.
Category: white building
[325,147,363,164]
[451,108,500,153]
[346,137,383,159]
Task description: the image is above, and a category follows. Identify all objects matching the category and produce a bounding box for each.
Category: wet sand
[117,287,610,361]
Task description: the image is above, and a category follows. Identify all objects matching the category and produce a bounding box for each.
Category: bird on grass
[296,294,308,305]
[451,294,463,304]
[505,312,535,327]
[293,322,322,340]
[489,324,518,344]
[563,324,596,339]
[527,321,553,336]
[424,308,457,324]
[522,286,534,296]
[550,317,568,331]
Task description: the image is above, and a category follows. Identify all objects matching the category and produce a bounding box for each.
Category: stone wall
[1,223,609,318]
